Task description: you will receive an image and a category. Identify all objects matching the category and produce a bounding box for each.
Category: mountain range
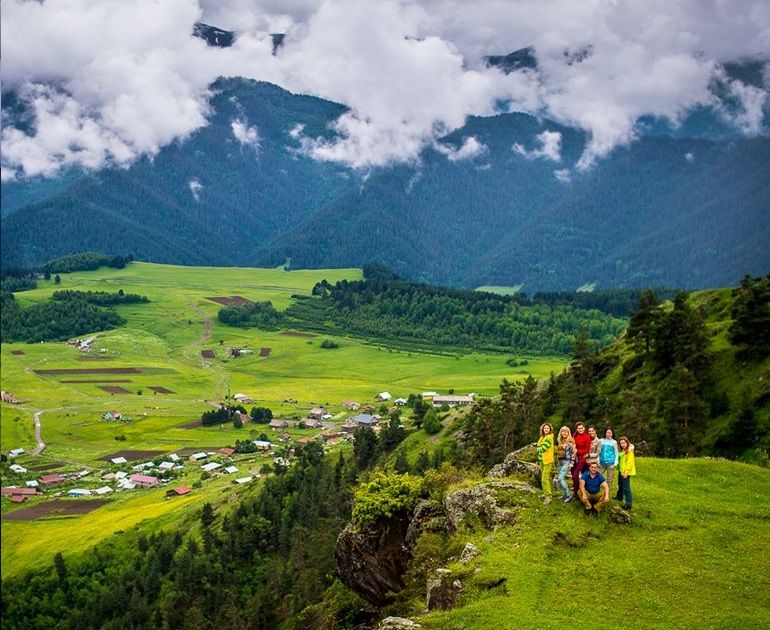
[2,60,769,291]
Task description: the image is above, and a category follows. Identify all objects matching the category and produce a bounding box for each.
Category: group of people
[536,421,636,515]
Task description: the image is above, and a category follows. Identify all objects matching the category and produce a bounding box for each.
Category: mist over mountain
[2,70,769,291]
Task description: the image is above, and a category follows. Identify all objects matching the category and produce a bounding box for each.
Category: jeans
[557,460,572,498]
[616,474,632,508]
[571,456,587,493]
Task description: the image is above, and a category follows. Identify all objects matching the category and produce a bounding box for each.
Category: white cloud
[2,0,769,178]
[231,118,261,150]
[554,168,571,183]
[685,152,695,163]
[513,130,562,162]
[189,178,203,201]
[435,136,487,162]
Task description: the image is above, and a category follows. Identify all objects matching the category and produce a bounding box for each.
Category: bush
[352,471,423,525]
[320,339,340,349]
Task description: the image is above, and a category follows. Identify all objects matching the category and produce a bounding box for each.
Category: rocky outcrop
[486,443,540,484]
[426,568,463,611]
[443,481,534,531]
[335,515,412,607]
[458,542,480,564]
[406,500,448,548]
[378,617,422,629]
[609,505,632,524]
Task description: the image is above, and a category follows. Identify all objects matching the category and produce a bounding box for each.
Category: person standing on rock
[571,421,592,495]
[537,422,555,504]
[556,426,576,502]
[615,436,636,510]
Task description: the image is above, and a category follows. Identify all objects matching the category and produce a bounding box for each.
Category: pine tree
[627,288,660,353]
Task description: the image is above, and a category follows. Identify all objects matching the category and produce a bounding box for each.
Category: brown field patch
[35,367,142,375]
[179,419,202,429]
[99,385,131,394]
[99,449,165,462]
[206,295,253,306]
[11,350,25,355]
[27,463,61,472]
[280,330,317,338]
[149,386,175,394]
[60,379,132,383]
[76,355,115,361]
[201,349,215,358]
[2,499,112,521]
[259,347,271,356]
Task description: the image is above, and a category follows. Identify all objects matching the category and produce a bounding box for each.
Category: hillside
[3,77,769,291]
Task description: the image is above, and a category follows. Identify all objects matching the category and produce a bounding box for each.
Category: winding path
[32,410,46,455]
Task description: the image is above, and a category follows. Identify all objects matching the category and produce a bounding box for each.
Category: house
[351,413,378,426]
[158,461,175,471]
[102,411,122,421]
[362,405,376,414]
[110,456,128,464]
[201,462,222,473]
[421,391,439,399]
[295,436,313,446]
[273,457,290,468]
[233,393,254,404]
[9,464,28,474]
[303,418,322,429]
[432,395,474,407]
[235,411,250,425]
[278,431,291,441]
[38,474,66,486]
[93,486,113,495]
[219,447,236,456]
[269,418,289,430]
[129,473,159,488]
[394,397,408,406]
[25,480,39,488]
[341,400,360,411]
[10,495,28,503]
[1,486,38,496]
[223,465,239,474]
[308,406,326,420]
[8,448,25,457]
[252,440,272,451]
[168,453,180,462]
[1,391,22,404]
[233,476,254,484]
[68,488,92,497]
[189,452,208,462]
[339,421,359,434]
[115,471,128,479]
[375,391,391,401]
[166,485,191,497]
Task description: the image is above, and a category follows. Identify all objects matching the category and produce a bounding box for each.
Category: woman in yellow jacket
[537,422,555,504]
[615,435,636,509]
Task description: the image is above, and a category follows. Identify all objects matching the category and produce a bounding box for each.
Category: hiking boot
[543,497,552,505]
[584,507,591,516]
[623,504,632,510]
[563,495,572,503]
[591,508,599,517]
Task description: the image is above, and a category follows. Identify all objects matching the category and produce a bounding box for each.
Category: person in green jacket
[615,435,636,509]
[537,422,555,504]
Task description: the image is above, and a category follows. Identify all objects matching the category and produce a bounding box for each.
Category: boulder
[458,542,480,564]
[443,482,530,531]
[335,515,412,607]
[426,568,463,611]
[406,499,448,548]
[378,617,422,629]
[486,444,540,485]
[609,506,632,524]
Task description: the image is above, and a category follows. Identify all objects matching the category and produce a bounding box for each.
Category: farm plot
[149,386,175,394]
[206,296,253,306]
[59,379,133,383]
[34,367,142,375]
[98,385,132,394]
[99,450,166,462]
[2,500,112,521]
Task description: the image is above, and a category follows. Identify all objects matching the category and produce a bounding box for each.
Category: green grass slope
[418,458,770,629]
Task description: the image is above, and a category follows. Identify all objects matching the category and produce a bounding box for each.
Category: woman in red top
[571,421,592,495]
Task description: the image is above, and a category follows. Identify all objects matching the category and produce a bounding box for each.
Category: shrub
[352,471,423,525]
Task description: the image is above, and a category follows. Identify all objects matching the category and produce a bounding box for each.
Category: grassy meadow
[1,262,568,578]
[417,457,770,629]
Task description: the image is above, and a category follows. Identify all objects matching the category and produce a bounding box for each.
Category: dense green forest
[40,252,133,274]
[530,288,680,317]
[0,289,148,343]
[461,274,770,468]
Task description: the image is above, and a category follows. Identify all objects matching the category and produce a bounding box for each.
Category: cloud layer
[2,0,769,179]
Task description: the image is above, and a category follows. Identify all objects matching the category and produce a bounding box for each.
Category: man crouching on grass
[579,462,610,516]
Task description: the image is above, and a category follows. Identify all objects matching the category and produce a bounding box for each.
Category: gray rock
[609,506,632,524]
[486,446,540,485]
[426,568,463,611]
[405,500,447,548]
[378,617,422,629]
[458,542,480,564]
[443,481,529,531]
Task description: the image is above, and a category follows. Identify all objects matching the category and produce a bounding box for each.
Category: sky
[1,0,769,180]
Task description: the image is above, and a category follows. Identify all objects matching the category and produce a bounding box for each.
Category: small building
[9,464,27,474]
[394,397,408,406]
[421,391,439,399]
[308,407,326,420]
[269,418,289,430]
[219,447,236,456]
[233,393,254,404]
[158,461,175,471]
[10,495,28,503]
[362,405,376,414]
[432,395,474,407]
[110,456,128,464]
[303,418,323,429]
[201,462,222,473]
[235,411,250,425]
[115,471,128,479]
[295,436,313,446]
[8,448,25,457]
[375,391,391,401]
[352,413,378,426]
[25,480,40,488]
[102,411,122,421]
[1,486,38,496]
[168,453,180,462]
[93,486,113,495]
[129,473,159,488]
[68,488,92,497]
[341,400,360,411]
[278,431,291,442]
[233,476,254,484]
[166,485,191,497]
[38,474,66,486]
[189,452,208,462]
[339,422,359,434]
[223,465,239,474]
[1,392,22,404]
[253,440,272,451]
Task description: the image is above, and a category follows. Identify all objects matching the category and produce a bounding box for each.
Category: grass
[0,262,570,578]
[416,457,770,629]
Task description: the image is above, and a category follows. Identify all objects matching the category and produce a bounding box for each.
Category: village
[0,390,476,507]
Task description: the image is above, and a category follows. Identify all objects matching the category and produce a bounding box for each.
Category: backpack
[599,441,616,467]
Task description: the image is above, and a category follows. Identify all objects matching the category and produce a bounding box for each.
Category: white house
[201,462,222,473]
[8,448,25,457]
[111,456,128,464]
[9,464,27,474]
[375,391,391,401]
[224,465,239,474]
